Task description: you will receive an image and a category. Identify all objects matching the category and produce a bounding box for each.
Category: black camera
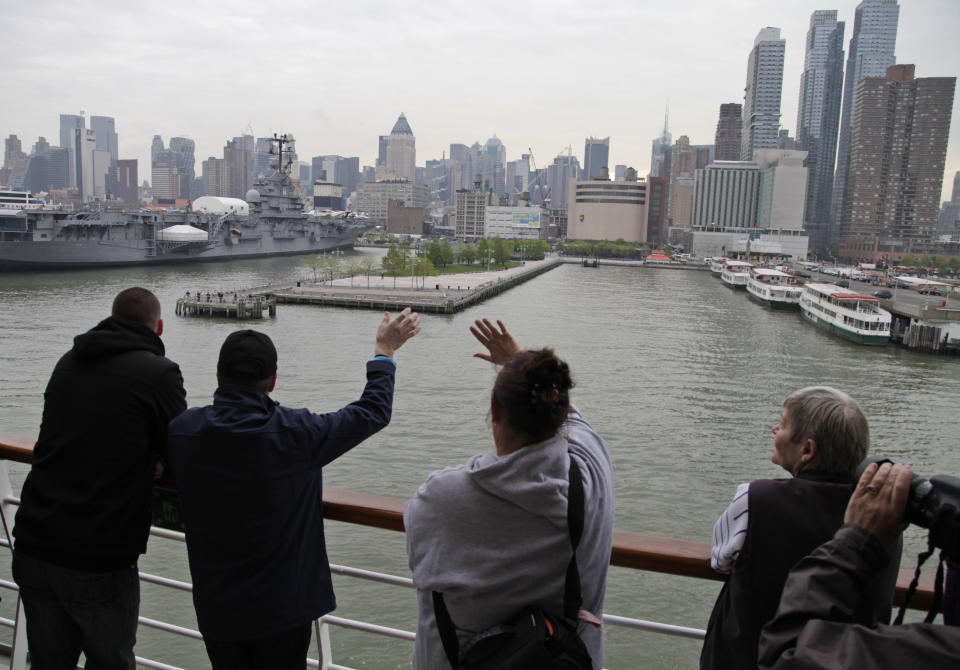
[859,457,960,563]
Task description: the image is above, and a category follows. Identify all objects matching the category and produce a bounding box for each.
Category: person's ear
[802,439,819,464]
[155,318,164,336]
[267,372,278,393]
[490,391,501,422]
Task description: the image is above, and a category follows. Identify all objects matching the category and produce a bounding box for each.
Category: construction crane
[525,148,551,208]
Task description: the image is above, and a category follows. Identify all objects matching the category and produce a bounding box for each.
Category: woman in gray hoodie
[404,318,615,669]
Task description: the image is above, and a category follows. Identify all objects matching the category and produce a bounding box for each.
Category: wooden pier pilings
[175,296,276,319]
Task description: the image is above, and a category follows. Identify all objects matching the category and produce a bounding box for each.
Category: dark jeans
[12,551,139,670]
[203,622,312,670]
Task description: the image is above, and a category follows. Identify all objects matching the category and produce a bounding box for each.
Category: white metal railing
[0,487,704,670]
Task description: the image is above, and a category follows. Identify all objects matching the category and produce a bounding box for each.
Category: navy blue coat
[167,359,395,640]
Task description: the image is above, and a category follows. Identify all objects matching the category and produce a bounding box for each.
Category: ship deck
[0,433,936,669]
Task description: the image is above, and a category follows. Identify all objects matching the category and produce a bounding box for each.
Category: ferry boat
[799,282,891,345]
[0,188,45,217]
[746,268,804,310]
[708,257,728,276]
[0,135,371,271]
[720,260,752,290]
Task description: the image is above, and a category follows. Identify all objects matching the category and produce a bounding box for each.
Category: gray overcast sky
[4,0,959,200]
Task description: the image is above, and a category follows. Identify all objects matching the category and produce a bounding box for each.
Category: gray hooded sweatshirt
[404,406,614,669]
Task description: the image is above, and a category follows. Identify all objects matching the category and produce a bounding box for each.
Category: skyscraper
[151,135,165,164]
[714,104,742,161]
[839,65,956,262]
[665,136,712,228]
[223,137,253,199]
[169,137,196,199]
[650,107,672,177]
[546,153,580,209]
[583,137,610,180]
[831,0,900,239]
[59,113,85,188]
[116,159,139,205]
[90,116,118,198]
[3,135,24,171]
[796,10,845,251]
[482,136,506,196]
[741,27,786,160]
[384,113,416,182]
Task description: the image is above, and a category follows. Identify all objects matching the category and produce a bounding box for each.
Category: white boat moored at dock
[746,267,804,310]
[800,282,891,345]
[720,260,752,290]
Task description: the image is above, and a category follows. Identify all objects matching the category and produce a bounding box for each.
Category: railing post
[0,462,27,670]
[316,618,332,670]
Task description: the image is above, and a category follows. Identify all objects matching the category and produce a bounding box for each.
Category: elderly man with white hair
[699,386,902,670]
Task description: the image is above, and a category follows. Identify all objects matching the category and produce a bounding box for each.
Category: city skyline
[3,0,959,201]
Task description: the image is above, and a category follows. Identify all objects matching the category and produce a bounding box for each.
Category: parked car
[872,289,893,299]
[919,288,944,296]
[793,271,812,278]
[835,280,850,288]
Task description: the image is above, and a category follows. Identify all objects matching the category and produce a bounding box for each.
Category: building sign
[512,211,540,228]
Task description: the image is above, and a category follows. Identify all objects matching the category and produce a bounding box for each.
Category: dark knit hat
[217,330,277,382]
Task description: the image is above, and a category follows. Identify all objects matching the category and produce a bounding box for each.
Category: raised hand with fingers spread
[470,318,521,365]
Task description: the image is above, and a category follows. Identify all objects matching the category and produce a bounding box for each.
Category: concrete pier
[253,258,562,314]
[175,295,276,319]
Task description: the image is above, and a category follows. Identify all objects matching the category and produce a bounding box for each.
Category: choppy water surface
[1,253,958,669]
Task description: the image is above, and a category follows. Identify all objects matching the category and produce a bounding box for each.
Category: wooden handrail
[0,434,935,610]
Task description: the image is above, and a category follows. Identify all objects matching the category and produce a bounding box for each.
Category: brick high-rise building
[116,159,138,205]
[714,104,742,161]
[831,0,899,240]
[839,65,956,262]
[664,136,712,228]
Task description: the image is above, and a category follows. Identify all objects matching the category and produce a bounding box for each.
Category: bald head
[112,287,162,333]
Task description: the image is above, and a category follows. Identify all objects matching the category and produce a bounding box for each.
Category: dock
[559,257,710,270]
[175,294,276,319]
[252,258,562,314]
[885,299,960,354]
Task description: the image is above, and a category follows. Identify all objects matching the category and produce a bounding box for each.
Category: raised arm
[470,318,521,365]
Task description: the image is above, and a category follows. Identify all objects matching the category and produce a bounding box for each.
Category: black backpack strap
[564,457,585,620]
[432,590,460,669]
[430,457,587,668]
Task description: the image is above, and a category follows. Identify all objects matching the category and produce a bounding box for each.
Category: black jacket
[14,315,186,570]
[701,471,900,670]
[759,524,960,669]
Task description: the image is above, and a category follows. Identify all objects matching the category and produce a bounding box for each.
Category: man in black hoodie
[12,287,186,670]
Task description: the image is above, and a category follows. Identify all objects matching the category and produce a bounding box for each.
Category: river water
[1,250,958,669]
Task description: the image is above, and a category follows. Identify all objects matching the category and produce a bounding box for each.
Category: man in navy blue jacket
[167,308,420,670]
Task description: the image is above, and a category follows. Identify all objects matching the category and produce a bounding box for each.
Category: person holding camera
[167,309,420,670]
[404,319,615,669]
[758,461,960,668]
[700,387,901,670]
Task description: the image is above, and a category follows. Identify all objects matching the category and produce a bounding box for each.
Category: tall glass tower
[741,27,786,161]
[796,10,845,251]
